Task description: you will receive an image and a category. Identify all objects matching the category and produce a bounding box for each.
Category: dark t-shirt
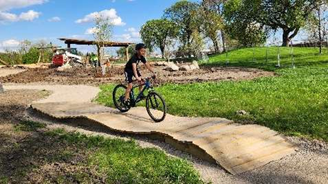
[125,53,147,71]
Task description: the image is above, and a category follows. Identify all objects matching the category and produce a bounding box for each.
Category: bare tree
[93,16,113,67]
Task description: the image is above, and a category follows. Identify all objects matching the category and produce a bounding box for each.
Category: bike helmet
[135,43,146,51]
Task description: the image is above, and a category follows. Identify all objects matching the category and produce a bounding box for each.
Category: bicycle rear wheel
[146,92,167,122]
[113,84,130,112]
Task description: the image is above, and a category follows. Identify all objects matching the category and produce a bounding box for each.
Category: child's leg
[137,70,143,92]
[124,83,133,101]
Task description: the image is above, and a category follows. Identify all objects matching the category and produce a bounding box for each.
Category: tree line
[0,40,53,65]
[140,0,328,59]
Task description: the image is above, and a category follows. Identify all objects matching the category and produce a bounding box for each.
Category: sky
[0,0,311,53]
[0,0,198,53]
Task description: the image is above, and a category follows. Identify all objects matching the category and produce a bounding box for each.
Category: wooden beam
[0,58,9,66]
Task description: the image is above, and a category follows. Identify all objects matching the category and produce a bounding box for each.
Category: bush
[22,47,39,64]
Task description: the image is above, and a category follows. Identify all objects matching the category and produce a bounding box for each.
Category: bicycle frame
[129,79,153,106]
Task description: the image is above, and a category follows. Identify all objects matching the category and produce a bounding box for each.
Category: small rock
[164,62,179,71]
[190,65,198,70]
[192,61,200,69]
[236,110,248,116]
[155,61,166,66]
[211,68,216,72]
[180,65,191,71]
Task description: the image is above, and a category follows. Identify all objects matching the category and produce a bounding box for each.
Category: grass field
[97,47,328,142]
[5,121,203,184]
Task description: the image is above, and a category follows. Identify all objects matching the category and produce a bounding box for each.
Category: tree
[199,7,223,52]
[22,47,39,64]
[93,16,113,65]
[202,0,227,52]
[248,0,324,46]
[305,3,328,53]
[19,40,32,55]
[164,1,202,57]
[224,0,268,47]
[117,44,136,58]
[140,19,178,59]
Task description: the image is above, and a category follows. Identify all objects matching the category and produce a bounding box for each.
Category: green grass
[14,121,46,132]
[97,47,328,142]
[47,129,203,184]
[206,47,328,70]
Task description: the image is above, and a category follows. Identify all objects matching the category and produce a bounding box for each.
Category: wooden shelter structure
[59,38,133,61]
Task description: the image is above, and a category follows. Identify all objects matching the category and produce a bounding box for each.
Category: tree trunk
[160,46,165,59]
[211,36,219,53]
[282,30,290,47]
[282,28,299,47]
[318,7,322,54]
[221,30,226,53]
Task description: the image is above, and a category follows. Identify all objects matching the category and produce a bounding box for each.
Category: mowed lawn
[97,47,328,142]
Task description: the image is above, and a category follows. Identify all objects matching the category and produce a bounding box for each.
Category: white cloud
[48,16,61,22]
[1,39,20,48]
[0,10,40,22]
[114,27,141,42]
[76,9,125,26]
[19,10,40,21]
[85,27,100,35]
[0,12,18,22]
[0,0,44,23]
[0,10,41,22]
[0,0,47,11]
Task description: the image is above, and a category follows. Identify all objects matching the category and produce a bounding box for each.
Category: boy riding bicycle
[124,43,155,104]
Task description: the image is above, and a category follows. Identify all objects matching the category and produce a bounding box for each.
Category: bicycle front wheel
[146,92,167,122]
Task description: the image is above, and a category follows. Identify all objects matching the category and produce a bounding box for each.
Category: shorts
[124,69,141,83]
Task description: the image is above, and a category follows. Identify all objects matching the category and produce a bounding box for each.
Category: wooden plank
[213,140,293,168]
[197,126,279,156]
[231,147,295,174]
[172,121,231,140]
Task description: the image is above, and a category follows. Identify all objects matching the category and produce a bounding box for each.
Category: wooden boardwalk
[31,102,295,175]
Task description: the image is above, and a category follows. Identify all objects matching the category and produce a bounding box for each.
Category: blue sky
[0,0,198,52]
[0,0,310,53]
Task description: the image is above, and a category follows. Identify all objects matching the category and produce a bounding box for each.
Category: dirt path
[1,86,327,183]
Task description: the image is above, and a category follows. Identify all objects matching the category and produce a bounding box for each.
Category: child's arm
[145,62,155,74]
[132,63,141,81]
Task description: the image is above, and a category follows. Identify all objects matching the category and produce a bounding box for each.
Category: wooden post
[67,43,71,49]
[126,46,129,61]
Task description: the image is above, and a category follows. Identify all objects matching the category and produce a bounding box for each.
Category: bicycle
[113,76,167,122]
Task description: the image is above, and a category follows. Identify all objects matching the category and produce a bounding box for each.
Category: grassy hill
[98,47,328,142]
[206,47,328,70]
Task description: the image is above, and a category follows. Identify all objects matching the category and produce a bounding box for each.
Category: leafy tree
[248,0,324,46]
[305,4,328,53]
[22,47,39,64]
[202,0,227,52]
[224,0,268,47]
[199,7,223,52]
[164,0,202,57]
[116,44,136,58]
[140,19,178,58]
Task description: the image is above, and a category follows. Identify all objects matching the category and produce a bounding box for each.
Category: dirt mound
[0,65,274,85]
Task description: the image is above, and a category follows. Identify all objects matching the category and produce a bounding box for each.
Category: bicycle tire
[113,84,130,112]
[146,92,167,122]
